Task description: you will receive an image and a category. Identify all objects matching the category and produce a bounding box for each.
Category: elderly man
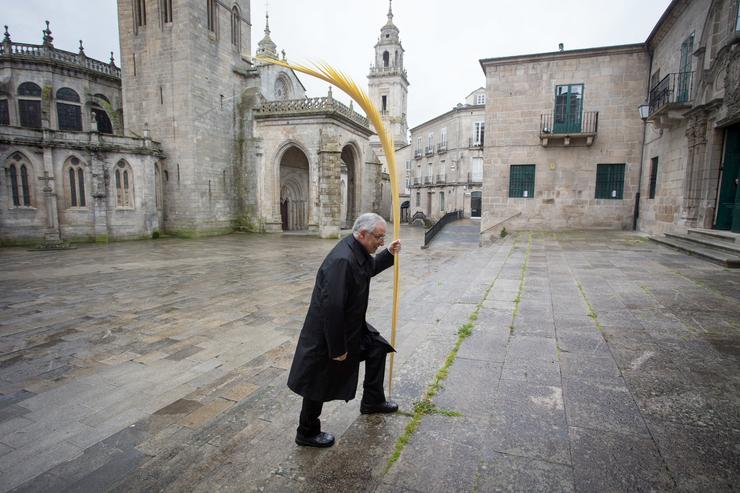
[287,212,401,448]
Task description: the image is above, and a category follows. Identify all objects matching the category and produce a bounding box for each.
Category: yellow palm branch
[257,56,402,397]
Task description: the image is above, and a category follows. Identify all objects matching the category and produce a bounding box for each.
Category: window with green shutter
[649,157,658,199]
[509,165,536,198]
[595,164,625,199]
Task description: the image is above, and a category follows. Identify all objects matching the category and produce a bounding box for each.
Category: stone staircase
[649,228,740,268]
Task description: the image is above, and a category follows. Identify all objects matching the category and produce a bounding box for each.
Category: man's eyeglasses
[371,233,386,241]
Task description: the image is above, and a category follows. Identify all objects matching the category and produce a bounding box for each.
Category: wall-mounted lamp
[638,102,650,121]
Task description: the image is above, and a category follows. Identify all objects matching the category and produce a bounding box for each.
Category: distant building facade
[479,0,740,238]
[405,88,486,221]
[0,1,402,244]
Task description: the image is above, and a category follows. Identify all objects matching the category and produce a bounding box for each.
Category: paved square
[0,229,738,492]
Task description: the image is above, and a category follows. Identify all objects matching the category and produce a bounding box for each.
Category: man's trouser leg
[298,398,323,437]
[361,342,388,406]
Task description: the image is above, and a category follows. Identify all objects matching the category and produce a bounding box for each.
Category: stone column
[318,131,342,238]
[91,154,110,242]
[39,137,61,243]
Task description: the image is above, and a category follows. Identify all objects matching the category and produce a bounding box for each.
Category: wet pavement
[0,228,738,492]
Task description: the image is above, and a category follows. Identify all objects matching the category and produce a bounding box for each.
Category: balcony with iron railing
[539,111,598,147]
[412,177,422,186]
[437,142,447,154]
[468,137,484,149]
[414,149,423,159]
[435,174,446,184]
[424,176,433,185]
[647,72,694,128]
[425,145,435,156]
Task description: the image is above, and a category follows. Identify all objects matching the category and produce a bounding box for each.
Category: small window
[383,51,389,68]
[161,0,173,24]
[473,121,485,145]
[382,95,387,112]
[6,153,33,207]
[509,164,535,198]
[439,191,445,211]
[207,0,218,34]
[0,98,9,125]
[476,93,486,105]
[17,82,42,129]
[649,157,659,199]
[415,191,420,207]
[135,0,147,27]
[440,128,447,147]
[471,157,483,182]
[231,5,241,48]
[115,160,135,208]
[595,164,625,199]
[64,156,86,208]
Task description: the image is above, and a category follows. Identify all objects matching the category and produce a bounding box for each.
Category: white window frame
[474,121,485,145]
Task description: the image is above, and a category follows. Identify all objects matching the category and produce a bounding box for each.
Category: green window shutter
[509,165,536,198]
[595,164,625,199]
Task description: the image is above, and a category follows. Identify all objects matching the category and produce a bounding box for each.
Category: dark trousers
[297,340,388,437]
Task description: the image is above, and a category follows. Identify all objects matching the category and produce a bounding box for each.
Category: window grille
[595,164,625,199]
[649,157,658,199]
[509,165,535,198]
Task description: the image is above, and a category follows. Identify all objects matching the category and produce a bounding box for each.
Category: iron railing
[412,177,422,186]
[435,174,446,184]
[437,143,447,153]
[414,149,423,159]
[468,137,484,148]
[540,111,598,134]
[649,72,694,115]
[424,176,433,185]
[424,209,464,247]
[425,146,434,156]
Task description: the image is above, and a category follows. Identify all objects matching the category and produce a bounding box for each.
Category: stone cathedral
[0,0,409,244]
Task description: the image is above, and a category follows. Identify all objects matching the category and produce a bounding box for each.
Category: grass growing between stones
[384,239,515,473]
[576,281,605,335]
[509,233,532,335]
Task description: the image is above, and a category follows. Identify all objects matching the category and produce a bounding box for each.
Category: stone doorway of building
[279,146,309,231]
[471,191,482,218]
[716,124,740,232]
[340,145,358,229]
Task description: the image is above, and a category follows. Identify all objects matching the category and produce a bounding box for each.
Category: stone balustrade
[256,97,370,128]
[0,41,121,78]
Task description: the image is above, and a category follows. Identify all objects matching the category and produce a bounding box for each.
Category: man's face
[359,223,387,254]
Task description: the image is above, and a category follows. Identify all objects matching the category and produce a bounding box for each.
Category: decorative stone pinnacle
[42,20,53,47]
[265,12,270,36]
[3,26,10,43]
[388,0,393,20]
[109,51,116,67]
[78,40,86,56]
[327,86,333,100]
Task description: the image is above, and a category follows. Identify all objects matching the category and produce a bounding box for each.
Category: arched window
[0,96,8,126]
[160,0,172,24]
[6,153,33,207]
[135,0,147,28]
[274,77,290,100]
[64,156,86,208]
[207,0,218,35]
[383,51,389,68]
[92,94,114,134]
[17,82,42,129]
[56,87,82,131]
[231,5,241,48]
[115,160,134,208]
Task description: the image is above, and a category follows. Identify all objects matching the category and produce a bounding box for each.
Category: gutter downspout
[634,49,653,231]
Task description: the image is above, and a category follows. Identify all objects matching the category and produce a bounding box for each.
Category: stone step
[649,235,740,268]
[665,232,740,255]
[687,228,740,244]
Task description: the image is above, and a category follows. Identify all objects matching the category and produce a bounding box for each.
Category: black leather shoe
[295,431,335,448]
[360,400,399,414]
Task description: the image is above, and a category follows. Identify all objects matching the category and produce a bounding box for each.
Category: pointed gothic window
[115,160,135,208]
[64,156,86,208]
[56,88,82,131]
[135,0,147,28]
[6,153,33,207]
[231,5,241,48]
[207,0,218,35]
[17,82,42,129]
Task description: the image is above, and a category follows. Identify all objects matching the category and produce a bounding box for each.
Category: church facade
[0,0,403,244]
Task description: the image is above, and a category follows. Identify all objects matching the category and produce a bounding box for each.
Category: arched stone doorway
[279,146,309,231]
[341,144,358,229]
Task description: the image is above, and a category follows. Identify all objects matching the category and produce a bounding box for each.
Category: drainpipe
[634,49,654,231]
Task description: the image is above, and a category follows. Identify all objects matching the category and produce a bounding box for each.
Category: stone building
[479,0,739,238]
[406,88,486,221]
[0,1,401,244]
[0,23,164,244]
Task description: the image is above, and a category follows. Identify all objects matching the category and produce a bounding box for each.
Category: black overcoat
[287,234,395,402]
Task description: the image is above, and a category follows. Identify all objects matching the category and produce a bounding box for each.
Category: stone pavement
[0,228,738,492]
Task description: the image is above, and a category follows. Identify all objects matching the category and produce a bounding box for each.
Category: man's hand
[388,239,401,255]
[333,353,347,361]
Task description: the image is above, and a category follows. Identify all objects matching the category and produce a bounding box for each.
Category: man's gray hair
[352,213,386,238]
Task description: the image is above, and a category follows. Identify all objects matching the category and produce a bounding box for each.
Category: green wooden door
[716,124,740,232]
[554,84,583,133]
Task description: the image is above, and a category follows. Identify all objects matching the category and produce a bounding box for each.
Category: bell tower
[367,0,408,148]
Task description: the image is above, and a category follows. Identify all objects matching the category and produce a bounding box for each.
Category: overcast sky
[5,0,672,127]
